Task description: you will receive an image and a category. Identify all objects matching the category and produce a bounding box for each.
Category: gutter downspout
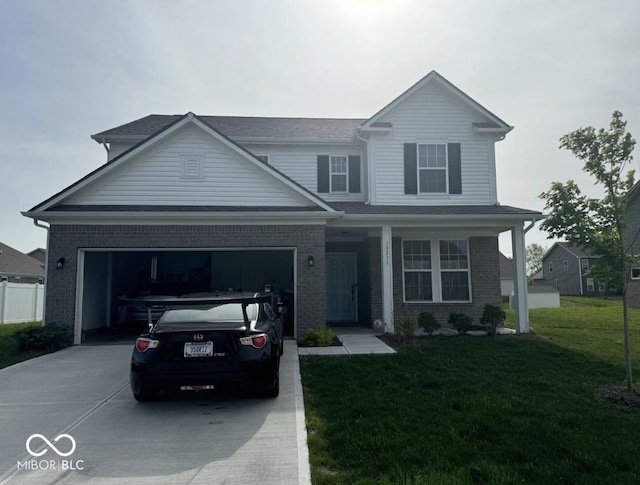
[32,219,50,327]
[355,129,371,205]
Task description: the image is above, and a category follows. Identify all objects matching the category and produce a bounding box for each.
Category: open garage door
[78,248,296,342]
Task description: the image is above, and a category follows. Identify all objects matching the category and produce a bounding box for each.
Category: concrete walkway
[298,327,396,356]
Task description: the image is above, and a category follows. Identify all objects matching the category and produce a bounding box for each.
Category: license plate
[184,341,213,358]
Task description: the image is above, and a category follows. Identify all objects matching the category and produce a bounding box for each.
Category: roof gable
[544,242,595,261]
[28,113,335,214]
[360,71,512,133]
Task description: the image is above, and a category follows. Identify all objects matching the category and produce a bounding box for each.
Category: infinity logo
[26,434,76,457]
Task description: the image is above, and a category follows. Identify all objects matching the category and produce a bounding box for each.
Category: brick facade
[46,224,326,337]
[368,235,501,326]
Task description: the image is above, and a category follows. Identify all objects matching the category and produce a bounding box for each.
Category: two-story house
[625,182,640,307]
[23,71,540,343]
[537,242,615,296]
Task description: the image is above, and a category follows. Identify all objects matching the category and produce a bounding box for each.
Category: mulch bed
[595,384,640,408]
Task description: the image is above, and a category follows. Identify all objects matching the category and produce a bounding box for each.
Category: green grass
[300,298,640,484]
[0,322,47,369]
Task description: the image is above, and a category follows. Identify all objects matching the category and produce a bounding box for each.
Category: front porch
[324,223,531,334]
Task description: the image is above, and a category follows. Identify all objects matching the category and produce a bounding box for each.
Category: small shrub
[395,316,418,341]
[418,312,439,334]
[298,326,337,347]
[448,313,472,333]
[480,303,506,336]
[13,324,73,352]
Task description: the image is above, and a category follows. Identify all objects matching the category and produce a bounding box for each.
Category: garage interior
[80,249,296,338]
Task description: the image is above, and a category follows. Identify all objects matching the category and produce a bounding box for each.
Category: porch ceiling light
[56,257,65,269]
[307,255,315,267]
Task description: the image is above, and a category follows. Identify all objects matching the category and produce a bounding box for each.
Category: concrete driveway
[0,341,309,485]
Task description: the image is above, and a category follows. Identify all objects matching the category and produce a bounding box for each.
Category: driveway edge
[293,349,311,485]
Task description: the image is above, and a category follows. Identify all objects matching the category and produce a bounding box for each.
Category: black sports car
[127,292,284,401]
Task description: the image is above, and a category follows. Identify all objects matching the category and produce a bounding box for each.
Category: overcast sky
[1,0,639,256]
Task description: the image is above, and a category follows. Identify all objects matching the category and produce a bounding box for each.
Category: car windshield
[157,303,258,324]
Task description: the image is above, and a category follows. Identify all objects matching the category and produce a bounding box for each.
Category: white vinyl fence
[0,282,44,324]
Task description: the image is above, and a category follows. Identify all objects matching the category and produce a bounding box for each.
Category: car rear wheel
[263,373,279,398]
[133,384,158,402]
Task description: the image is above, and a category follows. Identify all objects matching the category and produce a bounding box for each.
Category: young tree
[526,243,547,277]
[540,111,636,391]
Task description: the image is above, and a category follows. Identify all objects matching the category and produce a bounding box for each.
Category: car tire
[133,384,158,402]
[263,373,280,398]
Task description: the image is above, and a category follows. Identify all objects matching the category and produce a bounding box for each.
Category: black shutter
[348,155,361,193]
[404,143,417,194]
[448,143,462,194]
[317,155,329,193]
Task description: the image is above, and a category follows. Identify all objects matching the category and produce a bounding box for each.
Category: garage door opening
[78,248,296,343]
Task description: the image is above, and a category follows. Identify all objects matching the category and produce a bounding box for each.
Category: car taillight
[240,333,268,349]
[135,337,159,352]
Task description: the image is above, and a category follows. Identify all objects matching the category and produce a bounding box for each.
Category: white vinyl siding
[66,125,313,207]
[369,81,496,205]
[241,143,366,202]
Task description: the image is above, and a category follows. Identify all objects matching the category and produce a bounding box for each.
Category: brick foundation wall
[368,235,501,327]
[46,224,326,337]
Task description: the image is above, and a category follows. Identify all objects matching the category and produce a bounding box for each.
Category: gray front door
[326,252,357,321]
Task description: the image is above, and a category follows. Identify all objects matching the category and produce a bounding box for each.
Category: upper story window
[563,260,568,272]
[330,156,348,193]
[581,259,589,271]
[548,262,553,272]
[255,155,269,164]
[316,155,361,194]
[418,144,447,193]
[403,143,461,195]
[631,268,640,280]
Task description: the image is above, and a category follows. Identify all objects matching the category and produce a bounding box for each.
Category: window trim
[586,278,595,292]
[598,282,606,293]
[255,154,269,164]
[417,143,448,194]
[548,262,553,273]
[581,259,589,271]
[631,268,640,280]
[563,260,568,272]
[401,238,472,303]
[329,155,349,193]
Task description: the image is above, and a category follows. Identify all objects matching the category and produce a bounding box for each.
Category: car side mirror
[277,305,287,316]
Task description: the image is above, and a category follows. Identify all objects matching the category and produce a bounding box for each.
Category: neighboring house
[499,253,514,297]
[538,242,614,296]
[0,242,45,283]
[27,248,47,264]
[22,71,541,343]
[625,182,640,307]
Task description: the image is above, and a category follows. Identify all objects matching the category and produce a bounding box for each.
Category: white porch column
[381,226,394,333]
[511,225,530,333]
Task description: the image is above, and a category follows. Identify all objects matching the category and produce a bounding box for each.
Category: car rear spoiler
[117,295,278,330]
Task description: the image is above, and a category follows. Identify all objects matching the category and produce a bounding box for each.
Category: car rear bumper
[130,355,277,393]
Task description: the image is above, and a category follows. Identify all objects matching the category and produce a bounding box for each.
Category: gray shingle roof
[48,205,326,212]
[93,115,365,141]
[331,202,541,216]
[555,242,595,258]
[0,242,45,278]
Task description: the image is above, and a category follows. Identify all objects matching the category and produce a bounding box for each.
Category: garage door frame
[74,246,298,345]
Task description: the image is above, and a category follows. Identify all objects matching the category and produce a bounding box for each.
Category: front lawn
[0,322,47,370]
[300,299,640,484]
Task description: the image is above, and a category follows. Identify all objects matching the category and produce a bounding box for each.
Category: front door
[326,252,357,321]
